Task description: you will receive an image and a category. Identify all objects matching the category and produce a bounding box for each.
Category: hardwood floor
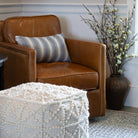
[121,106,138,113]
[106,106,138,113]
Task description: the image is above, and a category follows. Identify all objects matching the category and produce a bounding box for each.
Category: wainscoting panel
[22,3,128,41]
[22,3,128,14]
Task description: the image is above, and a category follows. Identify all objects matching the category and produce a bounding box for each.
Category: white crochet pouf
[0,82,89,138]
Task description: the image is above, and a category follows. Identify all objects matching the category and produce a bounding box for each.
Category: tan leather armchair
[0,15,106,118]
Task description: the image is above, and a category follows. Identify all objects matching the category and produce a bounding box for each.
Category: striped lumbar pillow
[15,33,71,63]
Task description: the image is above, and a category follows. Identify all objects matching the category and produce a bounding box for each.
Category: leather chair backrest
[0,21,4,41]
[2,15,61,43]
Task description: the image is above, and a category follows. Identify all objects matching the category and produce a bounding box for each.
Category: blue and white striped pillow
[15,34,71,63]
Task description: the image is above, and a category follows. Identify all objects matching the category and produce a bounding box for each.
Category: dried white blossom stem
[82,0,137,75]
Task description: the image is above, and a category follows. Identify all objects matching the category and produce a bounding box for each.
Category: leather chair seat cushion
[37,62,98,90]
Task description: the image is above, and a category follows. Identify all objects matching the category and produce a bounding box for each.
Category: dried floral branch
[82,0,137,75]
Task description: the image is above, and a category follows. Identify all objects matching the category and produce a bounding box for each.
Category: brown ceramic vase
[106,74,130,110]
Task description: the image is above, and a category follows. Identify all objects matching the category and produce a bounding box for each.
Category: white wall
[22,3,99,41]
[0,0,21,3]
[0,0,138,108]
[0,0,22,20]
[21,1,128,41]
[124,0,138,108]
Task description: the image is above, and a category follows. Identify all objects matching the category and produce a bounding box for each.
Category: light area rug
[89,110,138,138]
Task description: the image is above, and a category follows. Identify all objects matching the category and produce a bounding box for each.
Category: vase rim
[111,74,122,77]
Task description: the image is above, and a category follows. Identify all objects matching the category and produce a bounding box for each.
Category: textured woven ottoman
[0,82,89,138]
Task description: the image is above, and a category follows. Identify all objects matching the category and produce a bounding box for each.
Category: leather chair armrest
[66,38,106,89]
[0,42,36,89]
